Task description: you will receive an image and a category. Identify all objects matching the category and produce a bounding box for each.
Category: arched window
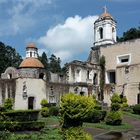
[99,27,103,39]
[112,27,115,40]
[8,73,12,79]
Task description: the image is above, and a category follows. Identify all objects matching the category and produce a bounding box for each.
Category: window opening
[99,27,103,39]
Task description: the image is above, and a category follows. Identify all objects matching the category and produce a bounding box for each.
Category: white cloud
[38,15,98,63]
[0,0,55,36]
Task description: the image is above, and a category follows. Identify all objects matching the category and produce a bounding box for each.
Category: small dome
[95,7,114,23]
[100,12,113,19]
[26,43,37,49]
[19,58,44,68]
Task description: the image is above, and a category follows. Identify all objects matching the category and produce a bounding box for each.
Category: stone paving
[84,114,140,140]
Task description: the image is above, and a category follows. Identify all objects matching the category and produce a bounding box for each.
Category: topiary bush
[63,127,92,140]
[111,103,121,111]
[133,104,140,114]
[40,99,48,108]
[105,111,122,125]
[49,106,59,116]
[41,107,49,117]
[60,93,95,128]
[4,98,13,111]
[111,94,121,103]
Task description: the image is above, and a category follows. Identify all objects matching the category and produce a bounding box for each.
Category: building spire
[103,5,107,13]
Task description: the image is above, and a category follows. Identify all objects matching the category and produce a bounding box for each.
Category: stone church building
[0,8,140,109]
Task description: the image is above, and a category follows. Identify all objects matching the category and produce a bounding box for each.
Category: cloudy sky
[0,0,140,64]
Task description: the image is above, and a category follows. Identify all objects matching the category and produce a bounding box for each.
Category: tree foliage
[117,27,140,42]
[0,42,22,75]
[49,54,61,73]
[39,52,68,76]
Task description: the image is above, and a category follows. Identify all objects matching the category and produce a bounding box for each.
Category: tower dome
[94,6,117,47]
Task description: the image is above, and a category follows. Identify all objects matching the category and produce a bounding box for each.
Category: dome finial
[103,5,107,13]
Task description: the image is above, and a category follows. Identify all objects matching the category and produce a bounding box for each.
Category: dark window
[99,27,103,39]
[30,52,32,57]
[121,58,129,63]
[80,91,84,96]
[93,73,97,85]
[28,97,34,109]
[109,72,116,84]
[138,94,140,104]
[87,70,90,79]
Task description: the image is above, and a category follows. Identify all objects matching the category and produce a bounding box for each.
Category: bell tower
[26,43,38,58]
[94,6,117,47]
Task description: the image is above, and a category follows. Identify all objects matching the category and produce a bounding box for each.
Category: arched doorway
[39,73,44,79]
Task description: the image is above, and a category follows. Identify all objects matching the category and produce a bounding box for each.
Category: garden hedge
[3,110,40,122]
[0,121,45,131]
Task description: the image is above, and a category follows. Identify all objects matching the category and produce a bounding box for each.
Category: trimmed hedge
[49,106,59,116]
[105,111,122,125]
[0,121,45,131]
[3,110,40,122]
[85,110,107,123]
[41,107,49,117]
[133,104,140,114]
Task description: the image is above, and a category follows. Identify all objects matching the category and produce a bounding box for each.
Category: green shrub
[60,93,95,128]
[0,130,10,140]
[85,110,106,123]
[94,105,102,110]
[3,110,39,122]
[4,98,13,111]
[105,111,122,125]
[133,104,140,114]
[49,106,59,116]
[0,121,45,131]
[0,106,5,112]
[63,127,92,140]
[121,96,127,103]
[40,99,48,108]
[111,103,121,111]
[41,107,49,117]
[111,94,121,103]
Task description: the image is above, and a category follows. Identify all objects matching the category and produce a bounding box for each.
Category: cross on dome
[103,5,107,13]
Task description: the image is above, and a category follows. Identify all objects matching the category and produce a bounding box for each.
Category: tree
[99,55,105,101]
[0,42,22,75]
[49,54,61,73]
[39,52,49,70]
[117,27,140,42]
[61,63,69,76]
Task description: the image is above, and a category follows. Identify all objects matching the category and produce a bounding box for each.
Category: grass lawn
[0,116,63,140]
[124,111,140,120]
[83,122,133,131]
